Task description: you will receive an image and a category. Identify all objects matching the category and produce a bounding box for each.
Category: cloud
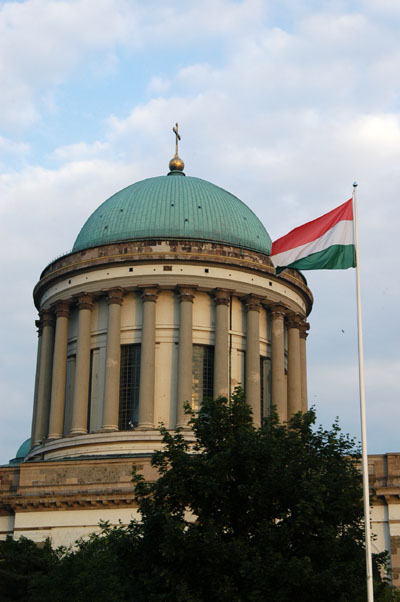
[0,135,30,155]
[147,76,171,95]
[0,0,135,129]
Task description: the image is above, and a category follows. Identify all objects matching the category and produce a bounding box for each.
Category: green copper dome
[73,174,271,254]
[8,437,30,465]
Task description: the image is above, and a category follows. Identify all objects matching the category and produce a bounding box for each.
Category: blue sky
[1,0,399,462]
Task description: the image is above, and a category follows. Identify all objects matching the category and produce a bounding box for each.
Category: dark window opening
[260,356,272,420]
[119,344,141,430]
[192,344,214,410]
[87,349,94,431]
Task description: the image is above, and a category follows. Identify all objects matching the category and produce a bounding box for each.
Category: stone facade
[370,454,400,587]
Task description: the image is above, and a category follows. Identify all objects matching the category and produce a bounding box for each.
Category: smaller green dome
[73,175,272,254]
[9,438,30,465]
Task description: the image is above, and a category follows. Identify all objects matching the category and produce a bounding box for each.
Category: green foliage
[0,536,57,601]
[2,390,399,601]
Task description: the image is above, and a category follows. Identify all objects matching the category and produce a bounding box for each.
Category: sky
[0,0,399,463]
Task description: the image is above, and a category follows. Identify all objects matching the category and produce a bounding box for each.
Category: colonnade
[31,286,309,448]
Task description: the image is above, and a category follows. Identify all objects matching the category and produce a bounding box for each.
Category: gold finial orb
[169,155,185,172]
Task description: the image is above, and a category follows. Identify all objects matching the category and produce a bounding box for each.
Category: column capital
[53,300,71,319]
[268,303,287,319]
[243,294,263,312]
[39,309,55,327]
[287,313,302,329]
[106,287,125,305]
[74,293,94,311]
[35,319,43,336]
[299,320,310,339]
[139,285,159,303]
[213,288,231,306]
[177,285,197,303]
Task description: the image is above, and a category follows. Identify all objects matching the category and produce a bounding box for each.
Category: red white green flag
[270,198,356,273]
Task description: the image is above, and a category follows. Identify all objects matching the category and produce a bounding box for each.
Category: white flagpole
[353,182,374,602]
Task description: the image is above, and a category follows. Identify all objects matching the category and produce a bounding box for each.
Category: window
[192,344,214,410]
[119,344,141,430]
[260,356,272,420]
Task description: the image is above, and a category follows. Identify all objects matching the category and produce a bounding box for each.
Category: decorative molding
[177,285,197,303]
[1,493,138,513]
[243,294,263,312]
[35,318,43,336]
[53,300,71,319]
[138,285,159,303]
[213,288,231,306]
[39,309,55,327]
[299,320,310,339]
[74,293,94,311]
[269,303,287,319]
[106,287,125,305]
[286,313,302,329]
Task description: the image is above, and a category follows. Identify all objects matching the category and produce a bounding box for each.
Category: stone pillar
[30,319,43,448]
[213,289,230,399]
[299,321,310,414]
[287,314,302,417]
[138,286,158,429]
[244,295,261,427]
[48,301,71,440]
[70,294,93,435]
[270,305,287,423]
[176,286,197,428]
[33,310,55,446]
[102,288,124,432]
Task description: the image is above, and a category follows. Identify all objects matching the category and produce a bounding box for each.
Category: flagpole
[353,182,374,602]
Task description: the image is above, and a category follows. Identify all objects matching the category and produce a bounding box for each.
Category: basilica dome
[73,172,272,254]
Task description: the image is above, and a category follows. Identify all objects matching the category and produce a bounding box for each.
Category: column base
[100,426,119,433]
[136,423,155,430]
[176,423,191,431]
[47,433,62,441]
[69,428,88,436]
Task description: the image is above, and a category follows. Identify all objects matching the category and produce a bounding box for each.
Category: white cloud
[146,76,171,95]
[0,135,30,155]
[0,0,136,129]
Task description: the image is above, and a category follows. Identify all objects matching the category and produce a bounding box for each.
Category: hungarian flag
[270,199,356,273]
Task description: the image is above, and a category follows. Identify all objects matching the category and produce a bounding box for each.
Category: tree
[0,536,57,601]
[4,390,399,601]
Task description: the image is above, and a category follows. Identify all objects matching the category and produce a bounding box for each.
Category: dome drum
[28,249,312,462]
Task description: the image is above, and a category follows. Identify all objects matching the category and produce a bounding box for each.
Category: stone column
[33,310,55,446]
[244,295,261,427]
[287,314,302,417]
[102,288,124,432]
[138,286,159,429]
[299,320,310,414]
[70,294,93,435]
[176,286,197,428]
[48,301,71,440]
[30,319,43,448]
[213,289,230,399]
[270,304,287,423]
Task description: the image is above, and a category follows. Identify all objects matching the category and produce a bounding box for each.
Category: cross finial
[168,122,185,174]
[173,122,181,157]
